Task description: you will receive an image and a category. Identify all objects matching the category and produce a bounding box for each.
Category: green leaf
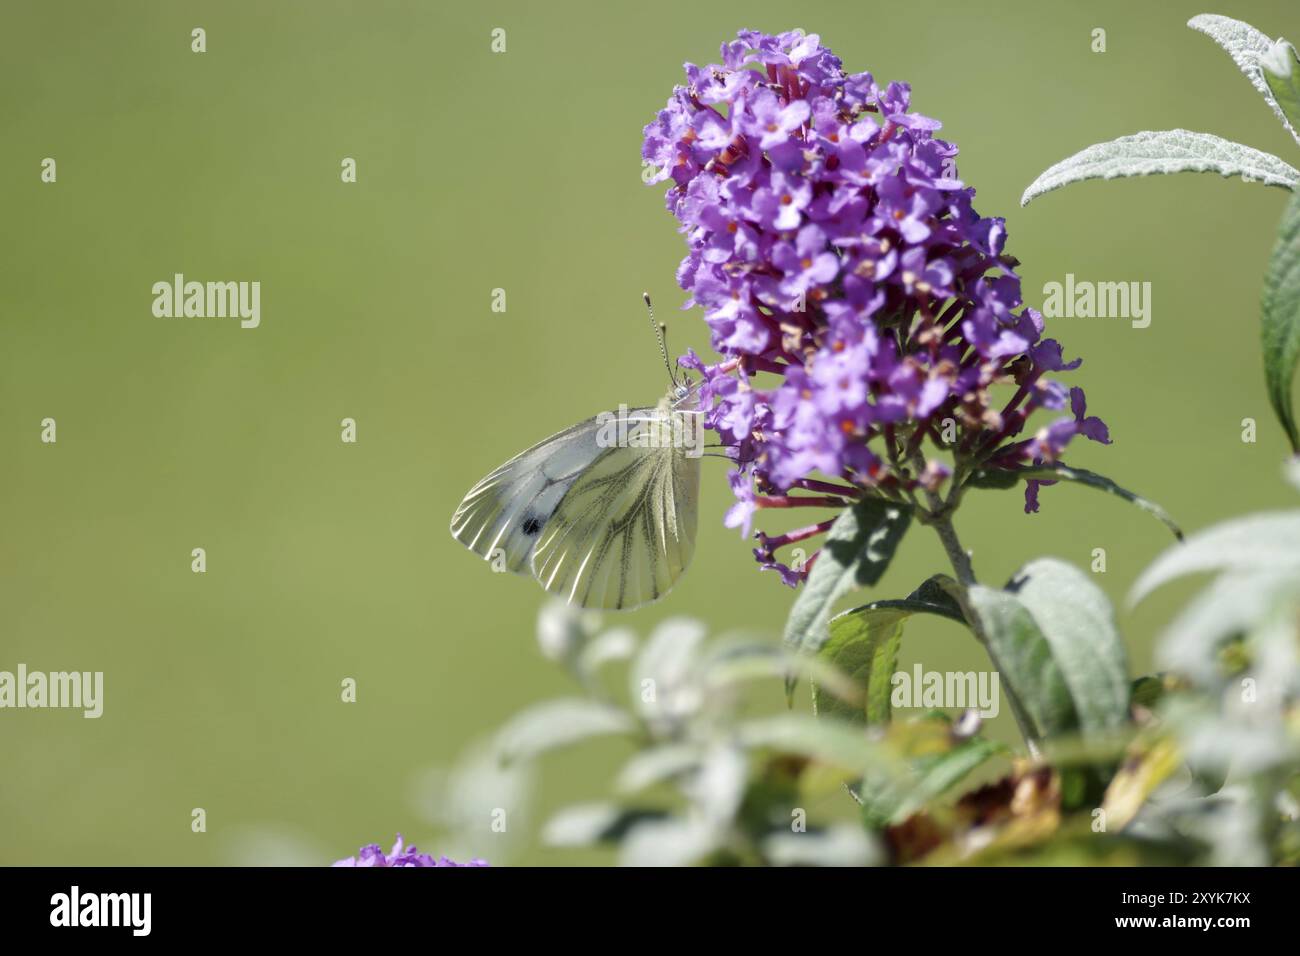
[1169,694,1300,778]
[542,803,670,847]
[814,607,906,725]
[618,815,721,867]
[535,599,601,664]
[629,617,707,721]
[964,467,1022,490]
[963,560,1130,744]
[494,698,636,763]
[876,575,968,623]
[1006,558,1130,736]
[735,713,902,776]
[812,576,966,725]
[1020,129,1300,207]
[576,627,637,676]
[860,737,1005,827]
[698,640,863,706]
[1038,727,1140,768]
[1263,186,1300,453]
[1189,14,1300,148]
[781,497,912,696]
[763,824,879,866]
[615,744,701,794]
[1129,510,1300,605]
[1154,567,1300,684]
[1262,39,1300,140]
[1129,675,1169,709]
[964,586,1077,739]
[961,823,1196,866]
[967,463,1182,540]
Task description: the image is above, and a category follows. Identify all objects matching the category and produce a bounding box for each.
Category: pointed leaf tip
[1021,130,1300,207]
[966,463,1182,540]
[1188,14,1300,148]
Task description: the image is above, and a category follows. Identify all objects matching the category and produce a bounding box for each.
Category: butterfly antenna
[644,292,679,388]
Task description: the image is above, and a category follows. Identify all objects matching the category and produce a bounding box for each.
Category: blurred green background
[2,0,1297,865]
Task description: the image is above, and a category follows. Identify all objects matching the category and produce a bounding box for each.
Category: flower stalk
[928,511,1042,756]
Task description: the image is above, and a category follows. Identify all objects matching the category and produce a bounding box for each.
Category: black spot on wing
[521,514,544,536]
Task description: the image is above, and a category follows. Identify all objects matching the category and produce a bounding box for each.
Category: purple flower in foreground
[643,28,1108,581]
[332,834,487,868]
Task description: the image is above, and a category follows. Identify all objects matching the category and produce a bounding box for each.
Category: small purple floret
[332,834,487,868]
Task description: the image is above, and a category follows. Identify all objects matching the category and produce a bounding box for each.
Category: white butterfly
[450,298,704,610]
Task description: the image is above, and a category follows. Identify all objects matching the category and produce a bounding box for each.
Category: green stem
[929,511,1042,759]
[932,514,975,585]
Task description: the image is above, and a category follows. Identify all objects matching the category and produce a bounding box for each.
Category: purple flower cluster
[332,834,487,868]
[643,29,1108,582]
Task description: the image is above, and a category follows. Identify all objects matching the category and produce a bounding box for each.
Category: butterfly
[450,296,704,610]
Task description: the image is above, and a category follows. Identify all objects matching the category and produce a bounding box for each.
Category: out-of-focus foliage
[458,461,1300,865]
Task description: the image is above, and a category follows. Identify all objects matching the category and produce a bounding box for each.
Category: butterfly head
[669,374,701,412]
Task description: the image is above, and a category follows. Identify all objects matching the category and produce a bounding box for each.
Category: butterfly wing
[530,409,701,610]
[450,417,608,575]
